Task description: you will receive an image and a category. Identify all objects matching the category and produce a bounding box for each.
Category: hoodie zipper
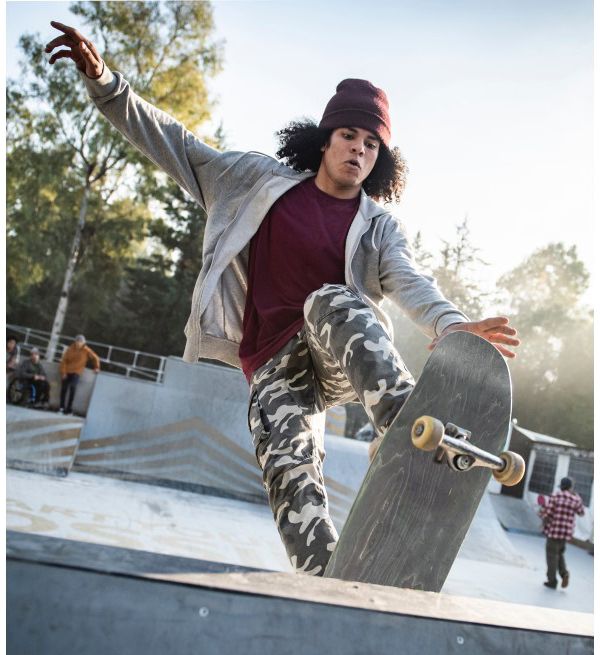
[196,170,313,317]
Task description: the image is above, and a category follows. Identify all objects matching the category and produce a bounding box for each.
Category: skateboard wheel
[493,451,526,486]
[411,416,444,451]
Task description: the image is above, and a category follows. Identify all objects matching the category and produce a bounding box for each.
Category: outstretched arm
[378,218,520,359]
[45,21,221,210]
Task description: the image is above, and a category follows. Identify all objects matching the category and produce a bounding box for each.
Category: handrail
[7,323,167,384]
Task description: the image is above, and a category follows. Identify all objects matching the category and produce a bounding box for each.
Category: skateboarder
[46,21,520,575]
[539,477,585,589]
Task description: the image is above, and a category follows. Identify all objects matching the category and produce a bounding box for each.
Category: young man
[59,334,101,414]
[16,347,50,408]
[539,477,585,589]
[46,22,519,575]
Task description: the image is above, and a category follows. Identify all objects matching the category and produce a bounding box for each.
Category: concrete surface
[9,557,592,655]
[490,491,545,534]
[6,468,593,614]
[74,359,369,528]
[9,361,100,414]
[6,405,84,474]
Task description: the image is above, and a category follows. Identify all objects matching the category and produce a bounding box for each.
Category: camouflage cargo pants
[248,284,415,575]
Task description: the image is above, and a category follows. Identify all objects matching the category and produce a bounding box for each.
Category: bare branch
[54,112,92,170]
[144,5,186,90]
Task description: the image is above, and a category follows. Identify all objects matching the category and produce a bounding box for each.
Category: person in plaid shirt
[539,477,585,589]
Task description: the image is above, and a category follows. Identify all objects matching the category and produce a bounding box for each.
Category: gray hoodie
[81,67,468,369]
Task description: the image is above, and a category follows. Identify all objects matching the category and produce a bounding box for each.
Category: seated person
[6,336,20,375]
[16,348,50,408]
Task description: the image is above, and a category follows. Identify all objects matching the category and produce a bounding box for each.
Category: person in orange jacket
[59,334,100,414]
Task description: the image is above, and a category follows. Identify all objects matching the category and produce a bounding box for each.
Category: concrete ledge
[6,534,593,655]
[8,362,99,415]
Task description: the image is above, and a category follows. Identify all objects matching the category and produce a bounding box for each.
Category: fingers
[429,321,520,360]
[46,21,102,74]
[486,333,521,347]
[50,20,86,43]
[483,325,518,338]
[45,35,77,52]
[85,40,103,62]
[78,42,103,77]
[48,49,79,65]
[478,316,510,328]
[493,343,517,359]
[78,41,99,63]
[478,316,518,335]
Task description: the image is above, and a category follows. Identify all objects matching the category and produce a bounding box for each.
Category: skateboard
[324,330,525,592]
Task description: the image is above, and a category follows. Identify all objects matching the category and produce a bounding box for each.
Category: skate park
[6,0,594,651]
[6,335,594,654]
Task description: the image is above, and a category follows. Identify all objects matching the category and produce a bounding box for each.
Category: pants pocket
[247,390,271,462]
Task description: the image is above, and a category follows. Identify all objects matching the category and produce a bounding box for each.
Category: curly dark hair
[275,119,408,204]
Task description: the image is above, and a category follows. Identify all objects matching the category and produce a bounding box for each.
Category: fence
[7,324,167,384]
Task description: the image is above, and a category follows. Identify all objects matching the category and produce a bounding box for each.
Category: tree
[410,230,434,271]
[7,1,222,356]
[387,218,489,378]
[431,217,489,319]
[106,177,209,355]
[496,243,593,449]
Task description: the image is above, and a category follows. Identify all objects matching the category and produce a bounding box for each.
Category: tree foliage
[104,177,209,355]
[388,218,489,375]
[7,1,222,345]
[496,244,593,449]
[386,229,592,451]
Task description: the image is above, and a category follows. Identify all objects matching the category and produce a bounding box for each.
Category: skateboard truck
[411,416,525,487]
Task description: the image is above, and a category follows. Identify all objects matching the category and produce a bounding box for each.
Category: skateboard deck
[324,330,513,592]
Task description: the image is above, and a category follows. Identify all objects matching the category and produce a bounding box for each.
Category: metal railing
[7,324,167,384]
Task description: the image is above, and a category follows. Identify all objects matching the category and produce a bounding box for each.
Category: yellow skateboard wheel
[493,451,526,486]
[411,416,444,451]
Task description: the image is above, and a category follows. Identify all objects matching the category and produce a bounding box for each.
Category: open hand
[45,21,104,79]
[429,316,520,359]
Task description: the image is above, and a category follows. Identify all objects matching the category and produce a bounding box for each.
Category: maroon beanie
[319,79,391,146]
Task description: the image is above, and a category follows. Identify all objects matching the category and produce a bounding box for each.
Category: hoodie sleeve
[79,66,235,212]
[378,217,469,337]
[86,347,101,371]
[16,360,34,380]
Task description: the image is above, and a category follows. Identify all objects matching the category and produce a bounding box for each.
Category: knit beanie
[319,79,391,146]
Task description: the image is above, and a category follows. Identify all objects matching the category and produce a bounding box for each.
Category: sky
[4,0,595,301]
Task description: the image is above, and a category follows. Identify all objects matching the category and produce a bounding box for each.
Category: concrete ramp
[6,406,84,476]
[458,491,528,567]
[7,533,592,655]
[75,358,369,528]
[490,492,545,534]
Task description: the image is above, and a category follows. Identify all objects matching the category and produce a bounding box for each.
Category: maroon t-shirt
[239,178,360,381]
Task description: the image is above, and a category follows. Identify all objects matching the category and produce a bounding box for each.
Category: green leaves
[390,226,592,451]
[7,1,222,348]
[496,243,592,450]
